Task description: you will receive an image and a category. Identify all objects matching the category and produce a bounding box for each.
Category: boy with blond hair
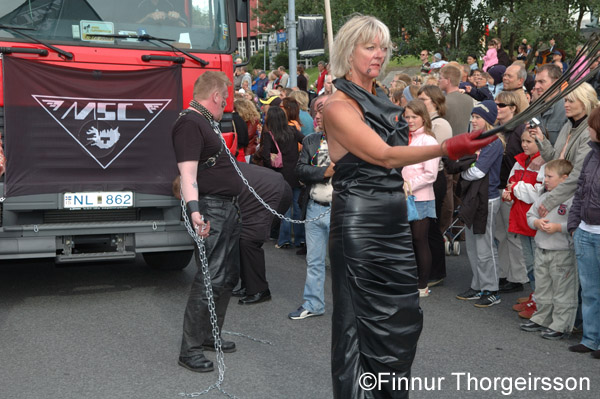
[521,159,578,340]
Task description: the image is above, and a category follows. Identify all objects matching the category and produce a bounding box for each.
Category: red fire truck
[0,0,249,269]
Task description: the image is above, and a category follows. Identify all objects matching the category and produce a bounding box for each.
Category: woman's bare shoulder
[323,91,363,120]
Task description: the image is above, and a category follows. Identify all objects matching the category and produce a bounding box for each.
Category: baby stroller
[444,207,465,256]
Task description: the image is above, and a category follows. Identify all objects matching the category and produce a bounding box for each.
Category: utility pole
[324,0,333,58]
[287,0,297,88]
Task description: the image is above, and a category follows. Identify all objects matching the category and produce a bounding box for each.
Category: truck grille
[43,209,138,223]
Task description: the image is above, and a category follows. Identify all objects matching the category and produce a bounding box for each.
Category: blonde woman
[493,90,530,295]
[530,82,600,218]
[289,90,314,135]
[323,15,498,397]
[265,70,278,92]
[234,99,261,162]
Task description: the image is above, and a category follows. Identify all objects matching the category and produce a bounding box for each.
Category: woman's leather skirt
[329,188,423,398]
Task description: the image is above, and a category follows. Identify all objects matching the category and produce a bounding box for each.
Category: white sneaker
[419,288,430,297]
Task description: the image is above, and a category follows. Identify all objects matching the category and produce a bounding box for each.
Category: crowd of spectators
[226,38,600,359]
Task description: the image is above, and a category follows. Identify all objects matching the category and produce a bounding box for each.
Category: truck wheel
[143,250,193,270]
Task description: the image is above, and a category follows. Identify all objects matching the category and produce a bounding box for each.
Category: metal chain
[211,120,331,224]
[222,330,273,346]
[179,194,242,399]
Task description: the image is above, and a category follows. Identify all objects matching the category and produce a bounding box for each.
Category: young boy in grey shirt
[521,159,578,340]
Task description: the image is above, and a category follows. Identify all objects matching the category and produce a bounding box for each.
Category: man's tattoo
[192,182,198,190]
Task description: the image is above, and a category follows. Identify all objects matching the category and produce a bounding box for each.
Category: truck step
[55,251,136,263]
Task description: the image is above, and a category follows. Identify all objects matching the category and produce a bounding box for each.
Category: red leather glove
[442,129,499,160]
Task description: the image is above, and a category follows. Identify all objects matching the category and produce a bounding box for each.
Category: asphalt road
[0,242,597,399]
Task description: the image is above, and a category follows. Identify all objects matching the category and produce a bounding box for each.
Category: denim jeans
[302,200,330,314]
[277,187,305,247]
[573,228,600,350]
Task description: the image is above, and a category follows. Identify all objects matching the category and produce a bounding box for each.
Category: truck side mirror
[236,0,248,23]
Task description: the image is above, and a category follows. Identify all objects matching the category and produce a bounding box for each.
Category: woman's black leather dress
[329,79,423,398]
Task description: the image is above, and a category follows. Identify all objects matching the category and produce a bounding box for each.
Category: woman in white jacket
[402,100,441,296]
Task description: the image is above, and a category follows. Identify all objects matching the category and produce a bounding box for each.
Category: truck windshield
[0,0,230,52]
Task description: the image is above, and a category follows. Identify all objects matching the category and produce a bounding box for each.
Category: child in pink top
[483,42,498,72]
[402,100,441,297]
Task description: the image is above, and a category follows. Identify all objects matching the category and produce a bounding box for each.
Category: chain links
[179,194,243,399]
[222,330,273,346]
[212,120,331,225]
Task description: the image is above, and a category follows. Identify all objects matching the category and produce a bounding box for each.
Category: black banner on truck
[2,56,182,197]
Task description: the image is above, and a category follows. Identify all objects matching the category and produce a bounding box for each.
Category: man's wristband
[186,200,200,214]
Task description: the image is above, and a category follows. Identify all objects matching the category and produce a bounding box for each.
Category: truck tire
[143,250,193,270]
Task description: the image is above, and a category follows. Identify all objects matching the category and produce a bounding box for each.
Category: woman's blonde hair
[234,99,260,123]
[565,82,600,117]
[330,15,392,78]
[289,90,309,111]
[495,91,521,115]
[425,76,439,86]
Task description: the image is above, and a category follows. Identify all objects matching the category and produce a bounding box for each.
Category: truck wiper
[0,24,73,60]
[94,32,209,67]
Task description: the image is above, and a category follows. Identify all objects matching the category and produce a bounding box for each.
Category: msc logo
[32,95,171,169]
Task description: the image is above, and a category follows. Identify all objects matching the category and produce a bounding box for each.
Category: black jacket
[445,155,490,234]
[237,162,292,241]
[568,141,600,232]
[466,86,494,102]
[259,127,304,189]
[295,132,330,218]
[500,124,526,186]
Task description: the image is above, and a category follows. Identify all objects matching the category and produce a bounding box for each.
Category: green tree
[487,0,600,65]
[252,0,600,63]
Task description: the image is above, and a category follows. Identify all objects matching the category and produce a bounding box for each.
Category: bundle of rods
[480,34,600,139]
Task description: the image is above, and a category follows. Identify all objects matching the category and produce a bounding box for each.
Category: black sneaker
[540,328,567,340]
[520,321,545,332]
[474,291,501,308]
[499,281,524,293]
[456,288,482,301]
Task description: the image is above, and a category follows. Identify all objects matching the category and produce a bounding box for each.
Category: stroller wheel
[453,241,461,256]
[445,240,452,256]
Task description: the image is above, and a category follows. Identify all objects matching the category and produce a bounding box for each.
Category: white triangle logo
[32,95,172,169]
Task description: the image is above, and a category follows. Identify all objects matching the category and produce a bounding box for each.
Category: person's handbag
[403,181,419,222]
[268,131,283,168]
